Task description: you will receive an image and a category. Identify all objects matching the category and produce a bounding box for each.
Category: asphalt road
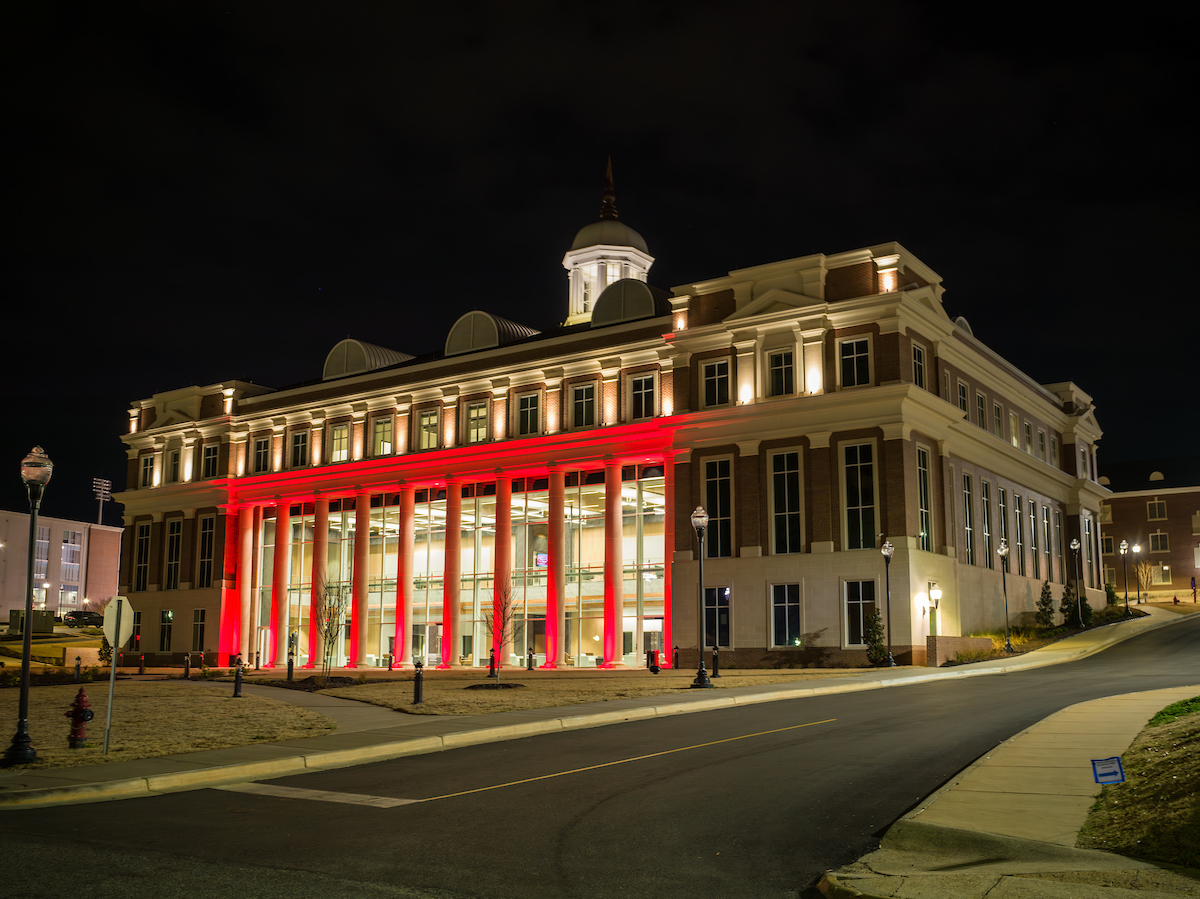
[4,615,1200,899]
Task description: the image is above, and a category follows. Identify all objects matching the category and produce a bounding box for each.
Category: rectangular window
[134,523,151,592]
[845,580,877,646]
[571,386,595,428]
[768,351,794,397]
[917,447,933,552]
[130,611,142,653]
[976,393,986,428]
[957,381,969,413]
[418,410,438,449]
[1104,567,1117,587]
[772,451,802,554]
[1029,500,1040,579]
[1014,493,1026,575]
[467,402,488,442]
[704,458,733,558]
[169,450,180,483]
[1043,507,1053,581]
[290,431,309,468]
[912,343,926,389]
[1084,517,1095,588]
[981,481,994,568]
[1038,431,1047,461]
[844,443,876,550]
[1102,535,1114,555]
[999,487,1009,562]
[164,519,182,590]
[1150,532,1169,552]
[703,360,730,406]
[840,337,870,388]
[1151,564,1172,585]
[254,437,270,473]
[1055,510,1065,584]
[34,525,49,581]
[962,474,975,565]
[330,424,349,463]
[993,402,1003,438]
[517,393,540,436]
[1050,436,1059,468]
[703,587,731,648]
[196,516,215,589]
[1009,412,1019,447]
[192,609,206,652]
[1080,447,1089,479]
[202,443,219,479]
[1022,422,1032,454]
[372,417,393,457]
[159,610,173,653]
[1148,500,1166,520]
[140,455,153,488]
[630,374,656,419]
[772,584,802,647]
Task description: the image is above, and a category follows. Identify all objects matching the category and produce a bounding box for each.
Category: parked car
[64,610,103,627]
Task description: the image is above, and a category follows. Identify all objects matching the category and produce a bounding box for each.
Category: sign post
[102,596,134,756]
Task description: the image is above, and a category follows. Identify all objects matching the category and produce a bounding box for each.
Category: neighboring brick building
[1099,457,1200,604]
[112,177,1106,669]
[0,509,122,620]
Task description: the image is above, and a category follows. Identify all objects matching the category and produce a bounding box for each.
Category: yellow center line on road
[420,717,837,803]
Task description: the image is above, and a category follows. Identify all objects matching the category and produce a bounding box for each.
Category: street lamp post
[3,447,53,768]
[689,507,713,689]
[1070,537,1082,626]
[1132,543,1142,604]
[997,538,1013,652]
[880,540,896,667]
[1119,539,1130,616]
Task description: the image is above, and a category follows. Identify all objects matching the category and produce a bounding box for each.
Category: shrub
[1036,581,1056,628]
[864,608,887,666]
[1105,582,1120,606]
[1061,581,1081,627]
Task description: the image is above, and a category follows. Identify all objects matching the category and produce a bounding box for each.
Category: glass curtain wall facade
[252,466,666,668]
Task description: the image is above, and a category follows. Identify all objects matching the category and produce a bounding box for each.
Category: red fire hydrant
[65,687,95,749]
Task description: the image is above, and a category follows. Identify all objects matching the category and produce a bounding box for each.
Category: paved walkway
[4,608,1200,897]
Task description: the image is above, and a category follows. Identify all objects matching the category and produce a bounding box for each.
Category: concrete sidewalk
[4,608,1200,896]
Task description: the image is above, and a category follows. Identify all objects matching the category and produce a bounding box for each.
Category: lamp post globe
[1119,539,1130,616]
[880,540,895,667]
[1069,537,1082,625]
[3,447,53,768]
[689,507,713,689]
[997,537,1013,652]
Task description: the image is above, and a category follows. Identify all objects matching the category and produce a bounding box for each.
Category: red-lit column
[395,484,415,668]
[439,478,461,668]
[662,450,675,667]
[493,473,512,668]
[218,503,240,667]
[601,457,625,667]
[238,504,255,662]
[349,489,370,668]
[270,499,291,667]
[306,496,328,668]
[543,466,564,668]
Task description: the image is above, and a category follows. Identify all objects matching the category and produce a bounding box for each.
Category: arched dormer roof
[570,219,649,253]
[445,310,541,357]
[323,338,413,381]
[590,279,671,328]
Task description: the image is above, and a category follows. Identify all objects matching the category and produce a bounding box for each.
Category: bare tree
[312,574,349,684]
[1136,560,1156,602]
[483,577,518,682]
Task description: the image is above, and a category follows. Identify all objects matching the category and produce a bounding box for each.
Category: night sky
[6,3,1195,525]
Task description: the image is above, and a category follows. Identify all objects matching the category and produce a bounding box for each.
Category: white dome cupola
[562,159,654,325]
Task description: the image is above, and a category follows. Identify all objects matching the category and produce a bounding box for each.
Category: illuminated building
[0,510,121,621]
[114,178,1106,669]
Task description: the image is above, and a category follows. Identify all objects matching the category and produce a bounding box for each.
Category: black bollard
[488,648,497,679]
[255,651,260,670]
[139,653,145,675]
[184,653,191,680]
[413,660,424,704]
[233,663,243,698]
[711,646,721,678]
[287,651,294,682]
[527,646,534,671]
[673,645,680,670]
[388,652,394,671]
[74,656,81,683]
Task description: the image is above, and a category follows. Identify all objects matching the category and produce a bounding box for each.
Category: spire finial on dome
[599,156,618,220]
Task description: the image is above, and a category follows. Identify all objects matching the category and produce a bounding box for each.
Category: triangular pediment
[725,287,819,323]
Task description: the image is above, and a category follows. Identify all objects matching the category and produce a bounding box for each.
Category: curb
[0,609,1189,809]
